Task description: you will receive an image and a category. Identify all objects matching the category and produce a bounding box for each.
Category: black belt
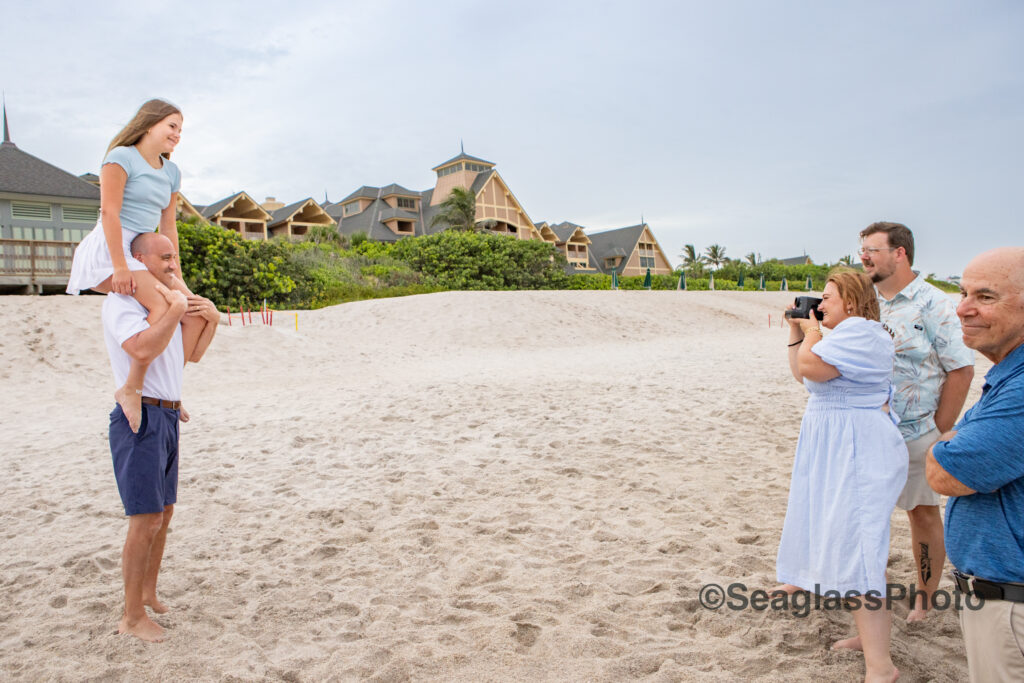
[952,570,1024,603]
[141,396,181,411]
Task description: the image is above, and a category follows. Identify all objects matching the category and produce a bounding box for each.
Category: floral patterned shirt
[879,275,974,441]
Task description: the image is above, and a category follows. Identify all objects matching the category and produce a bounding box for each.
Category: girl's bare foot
[143,596,170,614]
[118,613,164,642]
[770,583,805,595]
[865,666,899,682]
[832,635,863,651]
[179,405,190,423]
[115,385,143,433]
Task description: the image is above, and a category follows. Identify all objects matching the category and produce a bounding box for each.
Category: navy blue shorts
[109,403,179,516]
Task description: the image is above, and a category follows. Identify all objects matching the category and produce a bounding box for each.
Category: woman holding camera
[776,269,908,683]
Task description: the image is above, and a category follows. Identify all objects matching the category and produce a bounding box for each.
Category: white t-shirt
[102,293,184,401]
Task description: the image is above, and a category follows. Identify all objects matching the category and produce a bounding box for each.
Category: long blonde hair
[107,99,181,159]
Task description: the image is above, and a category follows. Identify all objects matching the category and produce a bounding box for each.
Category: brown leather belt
[953,570,1024,603]
[141,396,182,411]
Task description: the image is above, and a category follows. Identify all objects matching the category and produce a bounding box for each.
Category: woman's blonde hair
[107,99,181,159]
[827,267,880,322]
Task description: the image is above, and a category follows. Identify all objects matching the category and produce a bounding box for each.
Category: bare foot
[865,666,899,682]
[832,635,863,651]
[143,596,169,614]
[118,614,165,642]
[906,607,928,623]
[178,405,190,423]
[770,583,805,595]
[115,385,143,433]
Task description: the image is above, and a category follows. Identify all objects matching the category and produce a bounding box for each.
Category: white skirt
[66,221,148,295]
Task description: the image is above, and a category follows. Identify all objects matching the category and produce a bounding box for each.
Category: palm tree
[837,254,854,266]
[745,251,759,266]
[679,244,706,277]
[704,244,727,269]
[430,187,478,231]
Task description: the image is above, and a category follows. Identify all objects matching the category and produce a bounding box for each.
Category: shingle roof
[777,255,812,266]
[380,183,417,197]
[586,224,648,274]
[268,198,333,227]
[0,141,101,201]
[470,169,494,194]
[339,186,381,203]
[200,194,238,218]
[431,152,495,172]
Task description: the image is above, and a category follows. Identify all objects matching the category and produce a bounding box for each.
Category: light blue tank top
[102,146,181,233]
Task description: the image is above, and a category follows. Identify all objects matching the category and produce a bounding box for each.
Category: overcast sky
[2,0,1021,276]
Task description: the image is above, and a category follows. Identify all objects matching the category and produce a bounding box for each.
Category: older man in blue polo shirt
[926,247,1024,682]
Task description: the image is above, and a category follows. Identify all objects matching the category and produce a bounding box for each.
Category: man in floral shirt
[859,222,975,622]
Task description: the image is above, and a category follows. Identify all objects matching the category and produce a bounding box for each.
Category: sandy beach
[0,291,985,681]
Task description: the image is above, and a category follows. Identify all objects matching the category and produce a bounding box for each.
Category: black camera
[785,296,824,320]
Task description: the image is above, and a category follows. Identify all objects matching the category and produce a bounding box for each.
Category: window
[640,256,656,268]
[12,202,52,220]
[62,227,90,243]
[343,201,362,216]
[62,205,99,222]
[12,226,57,240]
[437,163,464,177]
[466,163,489,172]
[396,197,416,209]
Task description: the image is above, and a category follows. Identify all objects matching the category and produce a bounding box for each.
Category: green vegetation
[430,187,479,232]
[177,221,961,310]
[177,221,567,310]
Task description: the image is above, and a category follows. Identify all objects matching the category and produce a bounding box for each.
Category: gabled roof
[431,152,495,172]
[0,141,101,201]
[268,197,334,227]
[777,255,813,266]
[586,224,649,273]
[201,191,272,220]
[550,223,588,243]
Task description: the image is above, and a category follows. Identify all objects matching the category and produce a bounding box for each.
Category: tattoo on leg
[920,543,932,585]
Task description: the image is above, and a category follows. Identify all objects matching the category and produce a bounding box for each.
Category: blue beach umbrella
[806,275,813,290]
[611,268,619,290]
[737,272,745,288]
[759,273,765,291]
[781,277,788,291]
[643,268,652,290]
[678,271,686,290]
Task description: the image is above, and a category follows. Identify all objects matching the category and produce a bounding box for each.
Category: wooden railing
[0,239,77,286]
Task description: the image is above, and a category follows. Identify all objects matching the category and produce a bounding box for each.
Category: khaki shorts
[960,598,1024,681]
[896,428,942,511]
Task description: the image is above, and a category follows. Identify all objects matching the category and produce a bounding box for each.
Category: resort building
[198,191,272,241]
[329,151,541,242]
[544,221,595,271]
[585,223,674,276]
[264,197,335,239]
[0,107,100,291]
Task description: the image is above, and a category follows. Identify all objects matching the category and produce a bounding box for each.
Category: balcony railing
[0,239,77,287]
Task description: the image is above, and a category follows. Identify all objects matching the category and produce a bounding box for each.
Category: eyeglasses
[857,247,897,256]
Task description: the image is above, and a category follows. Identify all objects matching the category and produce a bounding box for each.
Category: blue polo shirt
[933,342,1024,583]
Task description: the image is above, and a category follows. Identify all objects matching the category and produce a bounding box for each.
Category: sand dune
[0,291,983,681]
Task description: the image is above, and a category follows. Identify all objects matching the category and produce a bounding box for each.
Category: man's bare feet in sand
[833,635,863,651]
[118,613,164,642]
[770,583,805,595]
[178,405,190,423]
[115,385,143,433]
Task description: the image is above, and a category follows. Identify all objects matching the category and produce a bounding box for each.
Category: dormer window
[396,197,416,209]
[343,201,361,216]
